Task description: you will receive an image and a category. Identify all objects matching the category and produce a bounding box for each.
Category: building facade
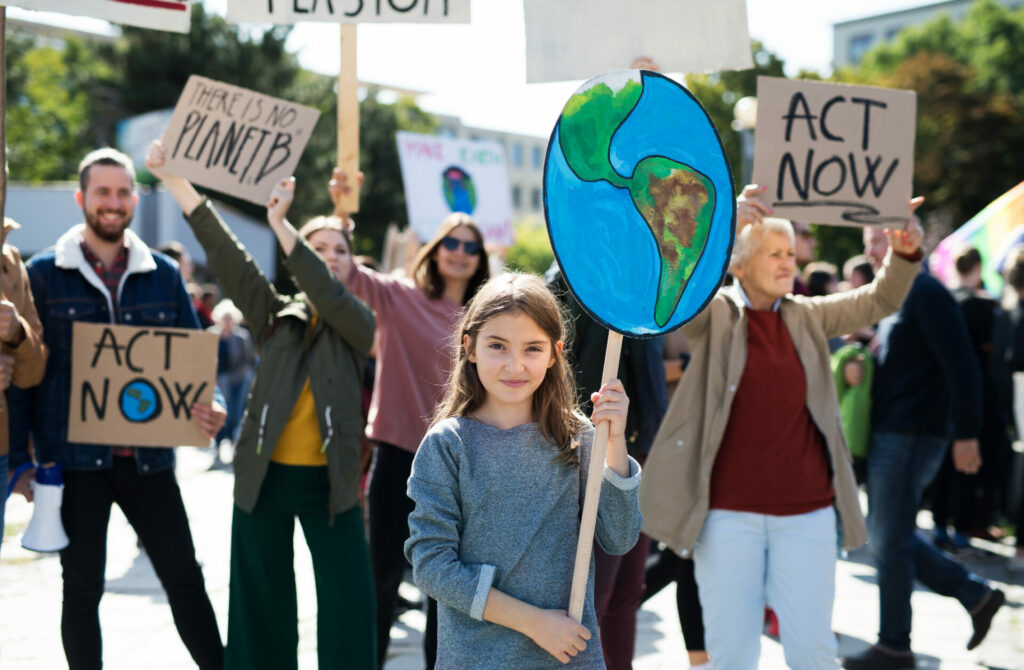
[833,0,1024,68]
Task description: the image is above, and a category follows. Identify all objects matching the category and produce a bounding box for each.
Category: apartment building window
[512,143,523,167]
[531,146,543,169]
[531,187,541,211]
[849,34,875,64]
[512,185,522,208]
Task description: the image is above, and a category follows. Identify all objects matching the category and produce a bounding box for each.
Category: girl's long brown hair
[411,212,490,305]
[432,272,585,466]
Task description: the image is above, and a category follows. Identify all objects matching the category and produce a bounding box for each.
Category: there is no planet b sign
[544,69,735,336]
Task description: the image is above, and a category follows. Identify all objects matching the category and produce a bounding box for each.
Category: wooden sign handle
[568,329,623,622]
[335,24,359,217]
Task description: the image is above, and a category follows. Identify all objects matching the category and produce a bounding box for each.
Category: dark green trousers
[226,463,376,670]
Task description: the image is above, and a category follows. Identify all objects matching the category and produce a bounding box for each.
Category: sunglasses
[440,236,482,255]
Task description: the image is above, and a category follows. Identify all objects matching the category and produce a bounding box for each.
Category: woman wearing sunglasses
[329,169,490,669]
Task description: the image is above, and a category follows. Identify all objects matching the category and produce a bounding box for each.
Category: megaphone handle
[6,462,33,499]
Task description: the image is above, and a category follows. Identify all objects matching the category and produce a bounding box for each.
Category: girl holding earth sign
[146,140,377,670]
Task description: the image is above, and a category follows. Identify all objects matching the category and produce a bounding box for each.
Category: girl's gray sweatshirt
[405,417,642,669]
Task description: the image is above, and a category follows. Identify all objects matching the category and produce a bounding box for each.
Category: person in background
[330,168,490,669]
[148,140,377,670]
[791,219,817,295]
[930,246,1008,549]
[803,261,839,298]
[157,241,195,283]
[0,215,49,552]
[844,255,876,290]
[7,147,225,669]
[997,247,1024,573]
[547,263,666,670]
[842,229,1005,670]
[210,299,256,464]
[641,327,709,669]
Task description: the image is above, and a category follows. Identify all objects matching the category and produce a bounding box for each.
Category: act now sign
[396,131,514,246]
[68,323,218,448]
[752,76,917,226]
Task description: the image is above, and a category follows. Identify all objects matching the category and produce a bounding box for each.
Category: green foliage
[684,41,786,192]
[811,224,864,269]
[848,0,1024,228]
[5,33,115,181]
[504,221,554,275]
[4,4,435,264]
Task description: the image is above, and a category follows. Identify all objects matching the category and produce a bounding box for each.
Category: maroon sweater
[709,308,834,516]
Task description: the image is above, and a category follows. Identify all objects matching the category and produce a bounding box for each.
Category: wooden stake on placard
[335,24,359,217]
[568,329,624,621]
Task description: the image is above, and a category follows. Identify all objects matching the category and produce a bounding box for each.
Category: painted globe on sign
[442,165,477,214]
[119,379,161,423]
[544,69,735,336]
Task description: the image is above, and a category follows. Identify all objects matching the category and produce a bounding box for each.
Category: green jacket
[831,344,874,459]
[186,201,375,518]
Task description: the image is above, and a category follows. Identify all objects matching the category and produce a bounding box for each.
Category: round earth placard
[544,69,735,336]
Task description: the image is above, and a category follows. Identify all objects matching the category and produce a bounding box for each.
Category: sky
[10,0,937,138]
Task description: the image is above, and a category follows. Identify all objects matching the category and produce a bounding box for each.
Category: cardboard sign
[544,70,735,336]
[226,0,469,23]
[10,0,191,33]
[160,76,321,206]
[752,76,917,226]
[523,0,752,84]
[396,131,514,246]
[68,323,218,448]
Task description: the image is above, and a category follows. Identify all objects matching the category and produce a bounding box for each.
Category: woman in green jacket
[147,141,376,670]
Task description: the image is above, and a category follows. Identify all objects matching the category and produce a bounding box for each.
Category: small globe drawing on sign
[442,166,477,214]
[119,379,161,423]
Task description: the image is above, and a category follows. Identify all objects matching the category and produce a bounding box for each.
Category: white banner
[10,0,191,33]
[227,0,469,24]
[396,131,514,246]
[523,0,752,84]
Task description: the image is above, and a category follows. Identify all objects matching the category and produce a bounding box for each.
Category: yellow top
[270,377,327,466]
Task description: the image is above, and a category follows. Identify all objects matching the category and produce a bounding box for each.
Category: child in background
[405,272,642,669]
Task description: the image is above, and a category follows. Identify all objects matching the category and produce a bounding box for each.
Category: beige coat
[639,250,920,556]
[1,221,48,456]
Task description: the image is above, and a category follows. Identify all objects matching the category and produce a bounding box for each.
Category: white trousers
[693,507,840,670]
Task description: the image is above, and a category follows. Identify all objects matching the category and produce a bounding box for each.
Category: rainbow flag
[931,181,1024,295]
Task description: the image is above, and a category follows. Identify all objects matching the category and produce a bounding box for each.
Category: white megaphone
[8,462,70,553]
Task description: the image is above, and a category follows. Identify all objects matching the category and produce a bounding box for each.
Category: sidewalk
[2,449,1022,668]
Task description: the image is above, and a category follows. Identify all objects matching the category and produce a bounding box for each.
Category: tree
[684,41,787,192]
[5,33,116,181]
[848,0,1024,229]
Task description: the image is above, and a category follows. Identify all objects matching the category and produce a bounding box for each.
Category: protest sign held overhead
[396,131,514,246]
[68,323,218,449]
[752,76,917,226]
[523,0,752,84]
[160,76,321,206]
[227,0,469,23]
[9,0,192,33]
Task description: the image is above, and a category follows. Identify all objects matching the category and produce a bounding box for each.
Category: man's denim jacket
[8,224,211,475]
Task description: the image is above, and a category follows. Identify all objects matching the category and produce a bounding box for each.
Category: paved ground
[2,448,1022,669]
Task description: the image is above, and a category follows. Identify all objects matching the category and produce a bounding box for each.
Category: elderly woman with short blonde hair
[640,186,925,669]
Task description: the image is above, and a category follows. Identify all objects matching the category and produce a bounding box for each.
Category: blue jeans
[216,372,253,444]
[866,432,989,651]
